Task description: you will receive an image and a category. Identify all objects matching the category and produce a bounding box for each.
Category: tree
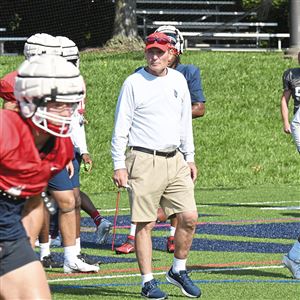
[113,0,138,37]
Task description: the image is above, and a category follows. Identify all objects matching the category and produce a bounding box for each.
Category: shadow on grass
[51,286,141,298]
[51,285,184,298]
[191,266,291,279]
[280,212,300,218]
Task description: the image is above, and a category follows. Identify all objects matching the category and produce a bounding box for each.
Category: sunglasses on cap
[145,36,175,46]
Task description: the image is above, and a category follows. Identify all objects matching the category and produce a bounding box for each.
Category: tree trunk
[113,0,138,37]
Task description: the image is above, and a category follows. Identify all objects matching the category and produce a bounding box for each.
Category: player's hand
[81,153,92,172]
[283,124,291,134]
[112,168,128,188]
[66,160,74,178]
[187,162,197,182]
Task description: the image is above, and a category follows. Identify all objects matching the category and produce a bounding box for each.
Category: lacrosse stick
[111,189,121,251]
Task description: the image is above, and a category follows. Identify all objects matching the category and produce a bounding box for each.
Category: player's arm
[189,66,206,119]
[281,89,292,134]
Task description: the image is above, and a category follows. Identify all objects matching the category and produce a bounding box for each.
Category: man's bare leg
[135,221,156,275]
[22,196,45,248]
[173,211,197,259]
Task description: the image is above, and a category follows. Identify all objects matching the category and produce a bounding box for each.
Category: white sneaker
[282,254,300,279]
[34,238,39,247]
[95,218,112,244]
[50,236,61,248]
[64,257,100,274]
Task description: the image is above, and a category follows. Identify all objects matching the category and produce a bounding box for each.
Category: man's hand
[81,153,92,172]
[187,162,197,182]
[112,168,128,188]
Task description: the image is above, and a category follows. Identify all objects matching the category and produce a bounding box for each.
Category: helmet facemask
[22,94,80,137]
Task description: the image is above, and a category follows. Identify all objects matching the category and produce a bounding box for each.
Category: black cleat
[41,255,63,268]
[77,253,101,265]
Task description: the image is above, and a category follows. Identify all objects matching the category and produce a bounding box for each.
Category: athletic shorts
[48,152,80,191]
[0,237,38,276]
[126,149,197,222]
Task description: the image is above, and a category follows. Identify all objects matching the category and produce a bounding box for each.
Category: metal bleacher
[0,27,27,55]
[136,0,290,51]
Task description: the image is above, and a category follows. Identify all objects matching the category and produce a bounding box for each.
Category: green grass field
[1,51,300,299]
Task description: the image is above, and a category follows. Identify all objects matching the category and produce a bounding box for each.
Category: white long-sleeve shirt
[111,67,194,170]
[70,110,88,155]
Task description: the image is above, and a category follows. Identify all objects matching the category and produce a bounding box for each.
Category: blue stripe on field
[194,223,299,239]
[80,214,217,227]
[81,216,298,239]
[80,231,291,254]
[50,279,300,291]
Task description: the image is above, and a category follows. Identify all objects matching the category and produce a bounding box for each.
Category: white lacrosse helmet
[14,55,85,137]
[155,25,184,54]
[56,36,80,68]
[24,33,62,59]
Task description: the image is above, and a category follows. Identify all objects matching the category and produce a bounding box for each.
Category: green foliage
[241,0,287,8]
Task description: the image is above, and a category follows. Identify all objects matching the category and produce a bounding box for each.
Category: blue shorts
[48,152,81,191]
[0,237,38,276]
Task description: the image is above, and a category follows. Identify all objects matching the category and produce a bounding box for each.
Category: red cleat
[115,235,135,254]
[167,236,175,253]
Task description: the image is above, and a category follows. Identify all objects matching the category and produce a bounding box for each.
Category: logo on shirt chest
[174,89,178,98]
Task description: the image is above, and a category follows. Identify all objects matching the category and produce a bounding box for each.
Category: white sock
[39,242,50,260]
[76,237,81,255]
[172,257,187,274]
[64,245,78,263]
[169,226,176,237]
[141,273,154,286]
[288,240,300,262]
[129,223,137,237]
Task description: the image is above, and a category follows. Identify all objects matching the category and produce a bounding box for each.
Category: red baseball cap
[145,32,172,52]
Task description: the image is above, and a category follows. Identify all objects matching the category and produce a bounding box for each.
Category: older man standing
[111,32,201,299]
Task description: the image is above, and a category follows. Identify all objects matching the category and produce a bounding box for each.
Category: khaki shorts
[126,149,197,222]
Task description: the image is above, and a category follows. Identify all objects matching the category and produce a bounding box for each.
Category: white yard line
[48,265,284,283]
[260,206,300,210]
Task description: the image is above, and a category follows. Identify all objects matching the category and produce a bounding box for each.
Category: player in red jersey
[0,33,100,272]
[0,54,85,299]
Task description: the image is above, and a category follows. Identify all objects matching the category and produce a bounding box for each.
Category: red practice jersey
[0,70,18,103]
[0,110,74,197]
